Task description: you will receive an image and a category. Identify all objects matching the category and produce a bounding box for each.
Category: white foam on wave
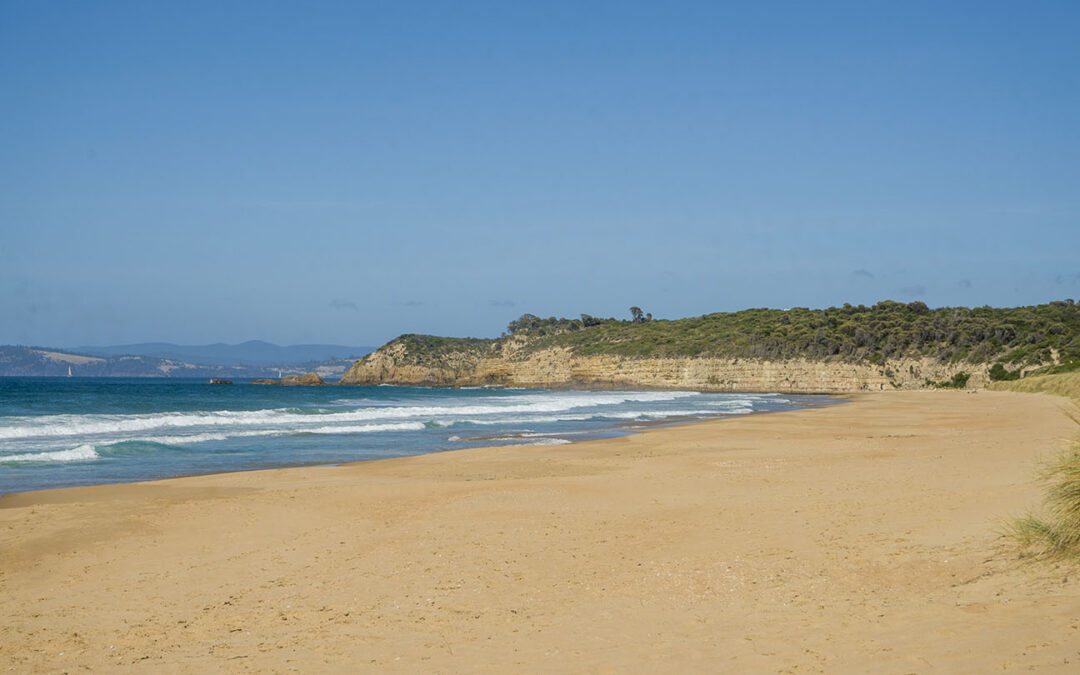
[0,391,704,441]
[1,422,432,464]
[706,398,754,406]
[114,422,430,448]
[298,422,427,435]
[606,408,745,419]
[2,444,100,463]
[705,394,785,406]
[517,438,572,446]
[429,406,753,427]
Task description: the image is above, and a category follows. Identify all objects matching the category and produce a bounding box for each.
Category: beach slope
[2,391,1079,672]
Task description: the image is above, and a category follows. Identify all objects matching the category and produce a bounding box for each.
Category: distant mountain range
[68,340,375,367]
[0,341,376,379]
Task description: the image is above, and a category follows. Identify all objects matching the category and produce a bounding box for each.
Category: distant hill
[0,343,371,380]
[0,346,237,378]
[68,341,375,367]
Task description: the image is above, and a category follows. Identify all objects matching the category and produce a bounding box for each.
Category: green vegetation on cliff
[345,301,1080,391]
[502,300,1080,370]
[393,334,496,367]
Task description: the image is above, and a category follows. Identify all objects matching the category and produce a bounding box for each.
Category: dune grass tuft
[990,371,1080,401]
[1010,444,1080,560]
[996,370,1080,560]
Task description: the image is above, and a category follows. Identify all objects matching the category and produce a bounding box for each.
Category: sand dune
[2,391,1079,672]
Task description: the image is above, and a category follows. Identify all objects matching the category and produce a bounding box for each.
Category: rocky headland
[341,301,1078,393]
[341,340,983,392]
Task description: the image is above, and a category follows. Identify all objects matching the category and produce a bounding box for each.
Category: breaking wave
[2,444,100,463]
[0,391,706,442]
[0,386,805,486]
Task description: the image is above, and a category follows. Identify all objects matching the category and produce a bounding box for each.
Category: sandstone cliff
[341,301,1077,392]
[340,338,1003,393]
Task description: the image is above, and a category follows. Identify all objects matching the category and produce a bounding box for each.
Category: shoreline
[0,389,839,499]
[3,390,1079,671]
[0,395,840,505]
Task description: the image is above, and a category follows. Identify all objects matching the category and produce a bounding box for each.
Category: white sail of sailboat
[68,365,72,377]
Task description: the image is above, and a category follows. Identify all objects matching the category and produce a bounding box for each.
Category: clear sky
[2,1,1078,347]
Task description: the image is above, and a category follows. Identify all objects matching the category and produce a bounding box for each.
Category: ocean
[0,378,835,494]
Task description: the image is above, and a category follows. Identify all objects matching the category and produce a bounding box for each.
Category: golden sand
[2,391,1079,672]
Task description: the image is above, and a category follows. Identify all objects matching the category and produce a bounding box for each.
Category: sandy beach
[2,390,1079,672]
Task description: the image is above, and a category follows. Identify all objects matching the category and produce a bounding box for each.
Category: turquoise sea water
[0,378,835,494]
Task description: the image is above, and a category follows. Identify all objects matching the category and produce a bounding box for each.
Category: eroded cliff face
[340,339,996,392]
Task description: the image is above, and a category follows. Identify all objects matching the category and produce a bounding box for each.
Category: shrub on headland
[384,301,1080,377]
[989,363,1020,381]
[509,299,1080,368]
[938,372,971,389]
[925,372,971,389]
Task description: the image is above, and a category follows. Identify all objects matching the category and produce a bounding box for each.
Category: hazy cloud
[489,300,517,307]
[900,284,927,297]
[1053,273,1080,285]
[329,298,358,312]
[958,279,972,288]
[852,269,874,279]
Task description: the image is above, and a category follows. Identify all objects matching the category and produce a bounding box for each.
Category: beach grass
[997,371,1080,559]
[1010,443,1080,560]
[989,370,1080,400]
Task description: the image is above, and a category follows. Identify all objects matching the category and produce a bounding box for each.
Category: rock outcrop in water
[252,372,327,386]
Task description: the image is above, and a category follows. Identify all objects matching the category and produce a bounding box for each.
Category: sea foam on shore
[0,378,831,493]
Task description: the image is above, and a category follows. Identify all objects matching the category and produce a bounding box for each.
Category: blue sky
[2,1,1078,347]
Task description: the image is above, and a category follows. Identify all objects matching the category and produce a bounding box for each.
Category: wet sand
[2,391,1079,672]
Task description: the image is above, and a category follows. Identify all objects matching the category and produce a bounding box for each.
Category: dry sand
[2,391,1079,673]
